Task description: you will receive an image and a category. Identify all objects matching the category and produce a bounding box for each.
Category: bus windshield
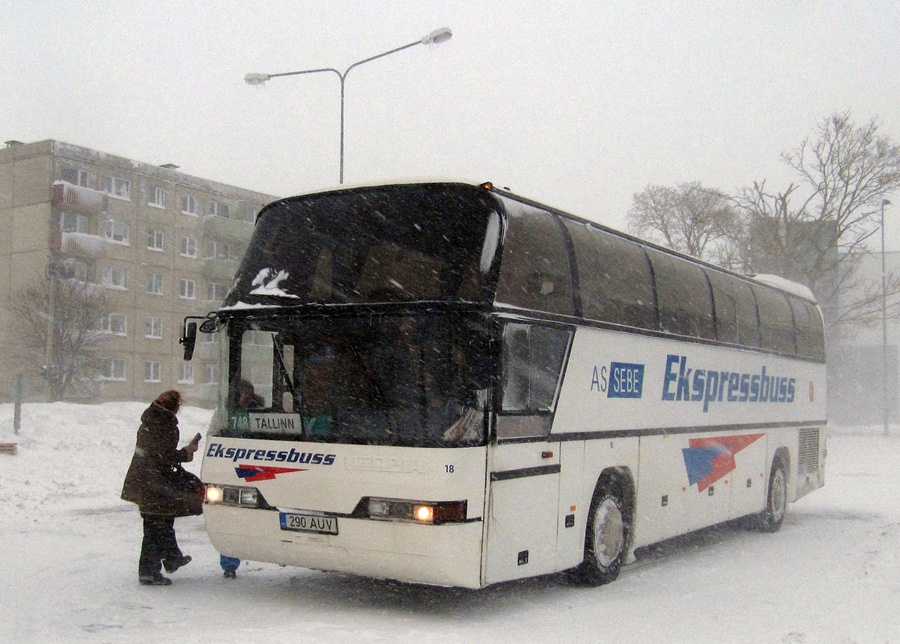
[222,183,502,307]
[219,313,491,448]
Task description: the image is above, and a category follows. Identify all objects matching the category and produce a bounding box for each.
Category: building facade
[0,140,278,407]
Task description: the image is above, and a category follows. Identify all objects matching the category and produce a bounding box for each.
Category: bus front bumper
[204,504,486,589]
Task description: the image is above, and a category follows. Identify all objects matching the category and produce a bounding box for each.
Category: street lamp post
[245,27,452,185]
[882,198,892,436]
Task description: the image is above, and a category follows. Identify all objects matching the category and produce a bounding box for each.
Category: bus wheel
[577,481,630,586]
[752,459,787,532]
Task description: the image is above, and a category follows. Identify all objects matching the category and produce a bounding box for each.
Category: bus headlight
[206,484,263,508]
[414,505,434,522]
[367,498,467,524]
[240,488,259,506]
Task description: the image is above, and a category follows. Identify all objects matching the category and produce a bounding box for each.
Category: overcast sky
[4,1,900,246]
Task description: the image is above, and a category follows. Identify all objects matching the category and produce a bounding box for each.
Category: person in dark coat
[121,390,201,586]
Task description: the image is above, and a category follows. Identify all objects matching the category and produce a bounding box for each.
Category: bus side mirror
[181,322,198,361]
[199,318,220,333]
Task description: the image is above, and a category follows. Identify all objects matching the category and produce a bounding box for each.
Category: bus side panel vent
[798,427,820,474]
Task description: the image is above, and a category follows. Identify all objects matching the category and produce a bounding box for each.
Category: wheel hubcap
[593,497,625,567]
[771,468,786,521]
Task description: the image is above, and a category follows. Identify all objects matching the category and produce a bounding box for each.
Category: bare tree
[627,182,743,268]
[736,112,900,328]
[12,276,110,401]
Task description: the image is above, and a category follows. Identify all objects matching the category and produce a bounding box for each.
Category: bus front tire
[575,481,630,586]
[751,459,787,532]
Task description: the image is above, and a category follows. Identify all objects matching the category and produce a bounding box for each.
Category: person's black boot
[163,554,192,574]
[139,573,172,586]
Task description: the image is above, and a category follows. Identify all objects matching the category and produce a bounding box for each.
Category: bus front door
[483,439,561,585]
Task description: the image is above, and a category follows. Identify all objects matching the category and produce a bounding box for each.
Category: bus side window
[705,268,760,348]
[752,285,797,355]
[494,201,574,316]
[789,297,825,361]
[646,248,715,340]
[564,219,657,330]
[502,325,531,411]
[499,323,572,440]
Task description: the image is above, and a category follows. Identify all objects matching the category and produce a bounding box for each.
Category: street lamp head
[421,27,452,46]
[884,198,892,206]
[244,73,271,86]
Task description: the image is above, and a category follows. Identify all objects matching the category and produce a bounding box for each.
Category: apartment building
[0,139,278,406]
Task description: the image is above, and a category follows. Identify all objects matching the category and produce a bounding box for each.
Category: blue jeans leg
[220,555,240,572]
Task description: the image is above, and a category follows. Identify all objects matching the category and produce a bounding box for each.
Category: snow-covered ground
[1,402,898,643]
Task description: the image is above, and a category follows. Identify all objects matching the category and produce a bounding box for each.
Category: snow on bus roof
[218,301,280,311]
[749,274,816,302]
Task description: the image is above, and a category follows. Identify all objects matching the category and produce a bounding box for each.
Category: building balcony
[202,258,240,282]
[52,181,108,213]
[201,215,253,240]
[57,231,106,258]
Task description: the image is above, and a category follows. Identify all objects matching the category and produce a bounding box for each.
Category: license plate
[279,512,338,535]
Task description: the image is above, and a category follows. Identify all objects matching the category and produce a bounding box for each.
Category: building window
[58,260,88,282]
[62,167,90,187]
[144,361,161,382]
[145,316,162,339]
[180,236,197,258]
[60,212,90,233]
[204,363,218,384]
[181,195,200,215]
[179,279,196,299]
[178,363,194,384]
[206,240,231,260]
[148,186,166,208]
[101,313,127,335]
[147,229,165,251]
[208,282,229,301]
[102,176,131,200]
[209,201,230,218]
[147,273,163,295]
[102,267,128,289]
[99,358,126,381]
[105,220,130,244]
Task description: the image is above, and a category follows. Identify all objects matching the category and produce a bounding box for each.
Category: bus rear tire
[751,459,787,532]
[575,479,631,586]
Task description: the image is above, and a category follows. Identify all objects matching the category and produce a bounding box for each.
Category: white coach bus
[181,181,826,589]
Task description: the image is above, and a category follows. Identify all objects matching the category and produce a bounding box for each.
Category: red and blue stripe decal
[682,434,764,492]
[235,465,306,482]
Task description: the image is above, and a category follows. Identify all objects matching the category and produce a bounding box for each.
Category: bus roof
[220,181,819,313]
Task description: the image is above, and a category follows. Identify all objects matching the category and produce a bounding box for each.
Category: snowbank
[1,403,898,642]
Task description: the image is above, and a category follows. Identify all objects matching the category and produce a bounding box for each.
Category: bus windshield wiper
[273,336,307,436]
